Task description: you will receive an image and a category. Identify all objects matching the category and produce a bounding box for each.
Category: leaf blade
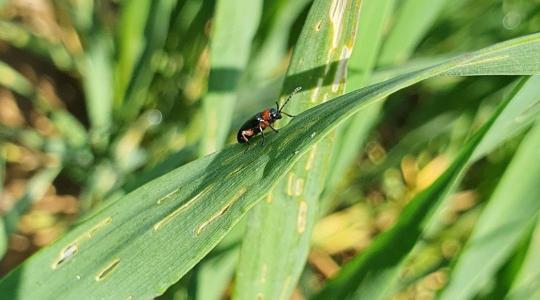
[233,0,362,298]
[199,0,263,155]
[440,115,540,300]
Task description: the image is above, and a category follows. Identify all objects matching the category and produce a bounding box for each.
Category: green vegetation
[0,0,539,299]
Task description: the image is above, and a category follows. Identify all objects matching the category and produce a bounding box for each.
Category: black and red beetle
[237,87,301,146]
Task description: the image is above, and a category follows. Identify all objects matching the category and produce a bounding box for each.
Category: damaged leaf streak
[196,188,247,235]
[153,185,212,231]
[52,217,112,269]
[95,259,120,282]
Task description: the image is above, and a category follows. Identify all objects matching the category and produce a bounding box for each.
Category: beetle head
[269,108,282,120]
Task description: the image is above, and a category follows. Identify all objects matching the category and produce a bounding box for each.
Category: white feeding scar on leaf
[459,55,510,68]
[332,46,352,93]
[51,217,112,269]
[297,200,308,234]
[195,188,247,235]
[157,188,181,205]
[154,185,212,231]
[305,146,318,171]
[95,259,120,282]
[329,0,346,48]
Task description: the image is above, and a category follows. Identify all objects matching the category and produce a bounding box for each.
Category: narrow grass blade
[475,223,535,300]
[248,0,312,81]
[196,218,244,300]
[2,166,62,236]
[196,249,238,300]
[325,0,448,210]
[472,76,540,160]
[311,76,534,300]
[0,60,50,110]
[0,126,46,152]
[439,119,540,300]
[199,0,262,155]
[358,113,457,182]
[114,0,151,108]
[59,0,94,34]
[0,61,88,148]
[0,20,76,71]
[324,0,394,203]
[0,219,6,259]
[120,0,177,122]
[507,217,540,300]
[81,35,113,148]
[0,144,3,196]
[423,76,540,237]
[234,0,362,299]
[346,0,396,89]
[0,145,6,258]
[378,0,448,66]
[0,34,538,299]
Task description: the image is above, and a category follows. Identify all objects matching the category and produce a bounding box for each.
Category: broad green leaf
[0,34,538,300]
[369,55,450,85]
[199,0,262,155]
[234,0,361,299]
[440,117,540,300]
[122,146,196,193]
[311,76,534,300]
[507,216,540,300]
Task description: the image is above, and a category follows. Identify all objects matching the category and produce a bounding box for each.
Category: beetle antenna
[279,86,302,112]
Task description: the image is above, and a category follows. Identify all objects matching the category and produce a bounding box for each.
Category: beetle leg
[241,133,250,152]
[241,131,250,144]
[281,111,296,118]
[259,126,265,145]
[268,124,278,133]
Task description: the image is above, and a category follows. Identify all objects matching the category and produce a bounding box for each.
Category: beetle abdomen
[237,128,255,143]
[237,116,261,144]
